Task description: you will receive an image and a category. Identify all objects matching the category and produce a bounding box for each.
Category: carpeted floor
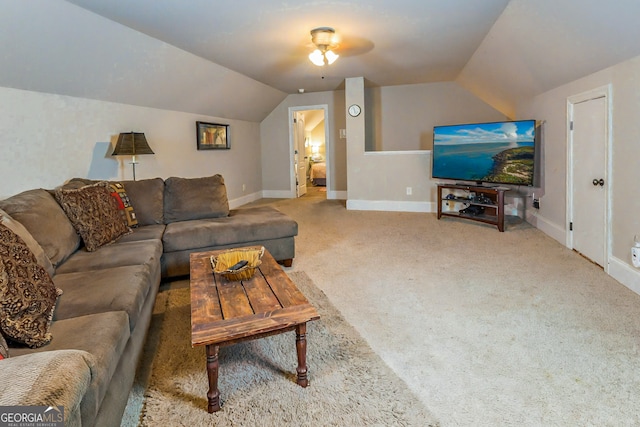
[127,272,438,426]
[124,187,640,426]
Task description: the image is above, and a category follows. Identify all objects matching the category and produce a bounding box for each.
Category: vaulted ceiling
[64,0,511,94]
[3,1,640,119]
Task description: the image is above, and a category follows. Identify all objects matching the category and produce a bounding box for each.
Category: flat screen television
[432,119,536,186]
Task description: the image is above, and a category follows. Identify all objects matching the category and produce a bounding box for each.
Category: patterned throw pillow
[0,333,8,359]
[109,182,138,227]
[0,223,62,348]
[54,182,131,251]
[0,208,55,278]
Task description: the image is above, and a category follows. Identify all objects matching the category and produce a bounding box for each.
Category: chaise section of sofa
[160,175,297,276]
[162,205,297,276]
[66,174,298,277]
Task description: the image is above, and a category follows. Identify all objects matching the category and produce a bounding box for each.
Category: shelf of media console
[436,183,507,232]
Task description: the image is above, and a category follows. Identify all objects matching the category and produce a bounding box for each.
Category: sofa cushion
[117,224,166,243]
[53,265,154,332]
[0,208,55,277]
[162,206,298,252]
[8,311,131,427]
[0,189,80,267]
[164,174,229,223]
[109,182,138,227]
[120,178,165,226]
[54,182,131,252]
[54,239,163,282]
[0,223,62,348]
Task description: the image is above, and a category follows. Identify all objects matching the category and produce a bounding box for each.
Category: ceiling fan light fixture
[324,49,339,65]
[309,49,325,66]
[309,26,339,66]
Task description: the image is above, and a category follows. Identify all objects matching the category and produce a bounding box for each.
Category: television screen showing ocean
[432,142,533,180]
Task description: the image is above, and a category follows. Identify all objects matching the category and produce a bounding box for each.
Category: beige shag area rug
[136,272,439,426]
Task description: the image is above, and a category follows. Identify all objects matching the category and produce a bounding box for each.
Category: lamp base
[129,160,139,181]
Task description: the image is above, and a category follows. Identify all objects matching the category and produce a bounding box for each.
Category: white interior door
[570,95,607,267]
[293,112,307,197]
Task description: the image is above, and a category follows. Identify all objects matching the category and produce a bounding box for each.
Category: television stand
[437,183,507,232]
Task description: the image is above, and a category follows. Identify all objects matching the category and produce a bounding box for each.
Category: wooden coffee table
[190,247,320,413]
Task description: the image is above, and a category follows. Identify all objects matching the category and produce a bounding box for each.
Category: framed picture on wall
[196,121,230,150]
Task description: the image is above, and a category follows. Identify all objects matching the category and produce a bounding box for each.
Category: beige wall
[517,54,640,289]
[365,82,507,151]
[344,80,507,211]
[260,91,346,196]
[0,87,263,207]
[345,77,434,211]
[260,80,506,206]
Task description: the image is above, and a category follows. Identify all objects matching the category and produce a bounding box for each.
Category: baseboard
[261,190,294,199]
[527,211,566,245]
[346,199,434,213]
[608,256,640,296]
[528,215,640,297]
[260,189,346,200]
[229,191,262,209]
[327,190,347,200]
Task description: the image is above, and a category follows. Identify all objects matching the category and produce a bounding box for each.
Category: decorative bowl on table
[210,246,265,281]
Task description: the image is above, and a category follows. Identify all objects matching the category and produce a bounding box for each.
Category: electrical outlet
[533,198,540,209]
[406,187,412,196]
[242,184,246,192]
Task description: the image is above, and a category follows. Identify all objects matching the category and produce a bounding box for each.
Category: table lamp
[111,132,154,180]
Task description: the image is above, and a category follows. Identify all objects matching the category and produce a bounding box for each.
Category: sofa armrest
[0,350,95,427]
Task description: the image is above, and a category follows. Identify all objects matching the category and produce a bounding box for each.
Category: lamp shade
[112,132,154,156]
[324,49,339,65]
[308,49,325,66]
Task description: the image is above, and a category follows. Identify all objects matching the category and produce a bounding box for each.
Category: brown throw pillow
[0,208,55,278]
[55,182,131,251]
[109,182,138,227]
[0,223,62,348]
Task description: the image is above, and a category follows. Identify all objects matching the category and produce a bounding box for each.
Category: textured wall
[0,87,262,204]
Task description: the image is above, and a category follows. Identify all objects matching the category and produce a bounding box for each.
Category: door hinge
[293,118,297,123]
[569,121,574,131]
[569,222,573,231]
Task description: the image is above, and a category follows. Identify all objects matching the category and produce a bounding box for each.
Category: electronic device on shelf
[432,119,537,187]
[472,194,494,205]
[437,184,507,232]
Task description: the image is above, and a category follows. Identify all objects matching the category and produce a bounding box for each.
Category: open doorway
[288,104,329,199]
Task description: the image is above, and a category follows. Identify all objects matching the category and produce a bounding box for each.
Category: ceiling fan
[308,27,339,66]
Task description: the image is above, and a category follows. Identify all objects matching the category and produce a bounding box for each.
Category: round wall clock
[348,104,361,117]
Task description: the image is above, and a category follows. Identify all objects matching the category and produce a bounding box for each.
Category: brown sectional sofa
[0,175,297,426]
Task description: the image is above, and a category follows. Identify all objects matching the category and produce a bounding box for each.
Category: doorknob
[592,178,604,186]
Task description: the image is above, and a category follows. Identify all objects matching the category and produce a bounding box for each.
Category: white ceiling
[5,1,640,119]
[64,0,511,94]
